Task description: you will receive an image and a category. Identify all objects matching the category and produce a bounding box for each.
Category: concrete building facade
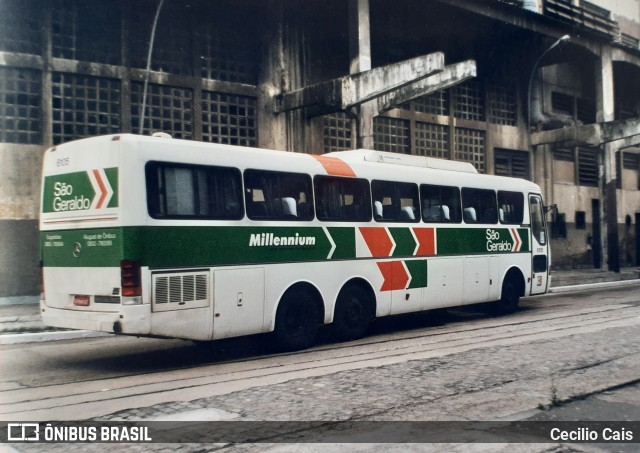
[0,0,639,302]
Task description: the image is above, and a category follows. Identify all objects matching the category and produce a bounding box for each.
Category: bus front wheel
[274,288,320,351]
[493,277,520,315]
[333,284,373,341]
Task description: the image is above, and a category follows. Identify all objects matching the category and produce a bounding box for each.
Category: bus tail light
[121,260,141,297]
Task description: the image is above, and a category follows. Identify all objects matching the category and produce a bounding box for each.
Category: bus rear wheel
[274,288,320,351]
[332,284,373,341]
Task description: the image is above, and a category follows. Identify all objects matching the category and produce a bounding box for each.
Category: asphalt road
[2,283,640,452]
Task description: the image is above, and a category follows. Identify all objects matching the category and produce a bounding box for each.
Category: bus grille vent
[153,271,209,310]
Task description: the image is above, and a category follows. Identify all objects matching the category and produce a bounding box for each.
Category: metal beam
[375,60,476,114]
[275,52,445,113]
[531,117,640,147]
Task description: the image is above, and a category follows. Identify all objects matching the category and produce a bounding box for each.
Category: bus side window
[420,184,462,223]
[244,169,313,221]
[314,175,371,222]
[498,191,524,225]
[462,188,497,224]
[145,162,243,220]
[371,180,419,223]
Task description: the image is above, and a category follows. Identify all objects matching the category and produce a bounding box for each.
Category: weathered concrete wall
[0,144,42,220]
[0,219,39,298]
[0,144,43,298]
[550,177,639,268]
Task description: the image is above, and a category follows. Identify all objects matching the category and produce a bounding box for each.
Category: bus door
[529,194,549,295]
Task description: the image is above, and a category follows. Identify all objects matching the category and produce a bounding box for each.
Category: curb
[548,278,640,294]
[0,330,110,345]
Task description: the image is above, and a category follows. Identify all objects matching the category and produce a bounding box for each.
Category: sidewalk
[1,266,639,341]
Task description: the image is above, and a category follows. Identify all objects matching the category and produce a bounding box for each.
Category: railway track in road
[2,285,640,421]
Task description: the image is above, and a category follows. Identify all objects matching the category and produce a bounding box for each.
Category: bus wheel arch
[332,278,376,341]
[494,267,525,314]
[273,282,324,351]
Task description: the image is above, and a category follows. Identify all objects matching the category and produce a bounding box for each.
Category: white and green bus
[40,133,550,350]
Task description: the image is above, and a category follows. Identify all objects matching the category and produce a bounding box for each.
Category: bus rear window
[146,162,243,219]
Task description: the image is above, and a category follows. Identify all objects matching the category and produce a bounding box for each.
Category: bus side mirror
[544,203,557,214]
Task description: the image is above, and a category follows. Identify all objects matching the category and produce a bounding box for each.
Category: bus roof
[327,149,478,174]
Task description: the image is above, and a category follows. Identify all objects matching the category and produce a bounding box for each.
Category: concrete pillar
[257,2,287,151]
[349,0,371,74]
[349,0,376,149]
[595,45,619,271]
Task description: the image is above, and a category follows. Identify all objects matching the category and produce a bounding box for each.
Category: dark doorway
[592,199,602,268]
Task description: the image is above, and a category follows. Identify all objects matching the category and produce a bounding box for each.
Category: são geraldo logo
[46,169,117,213]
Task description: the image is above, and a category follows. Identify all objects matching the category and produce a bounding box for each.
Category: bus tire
[274,287,320,351]
[493,276,520,315]
[332,283,373,341]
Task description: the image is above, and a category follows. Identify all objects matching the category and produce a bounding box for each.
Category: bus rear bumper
[40,303,151,335]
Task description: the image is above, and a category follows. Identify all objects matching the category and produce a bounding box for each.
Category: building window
[0,0,42,54]
[413,91,449,116]
[576,98,596,124]
[488,83,516,126]
[454,80,485,122]
[623,152,640,170]
[455,128,486,173]
[199,25,258,84]
[51,0,121,65]
[575,211,586,229]
[551,212,567,239]
[495,149,530,180]
[131,83,193,139]
[577,147,599,187]
[552,92,596,124]
[373,117,410,153]
[553,147,574,161]
[129,1,193,75]
[202,92,257,146]
[623,152,640,190]
[51,73,120,145]
[551,92,573,115]
[323,112,354,152]
[0,67,42,144]
[415,122,449,159]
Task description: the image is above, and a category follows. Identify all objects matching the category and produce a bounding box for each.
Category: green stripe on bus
[389,227,416,257]
[105,167,119,208]
[41,225,530,268]
[406,259,428,289]
[437,227,529,255]
[41,226,358,267]
[41,228,124,267]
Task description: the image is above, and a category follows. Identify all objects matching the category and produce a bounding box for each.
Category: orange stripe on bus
[311,155,356,177]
